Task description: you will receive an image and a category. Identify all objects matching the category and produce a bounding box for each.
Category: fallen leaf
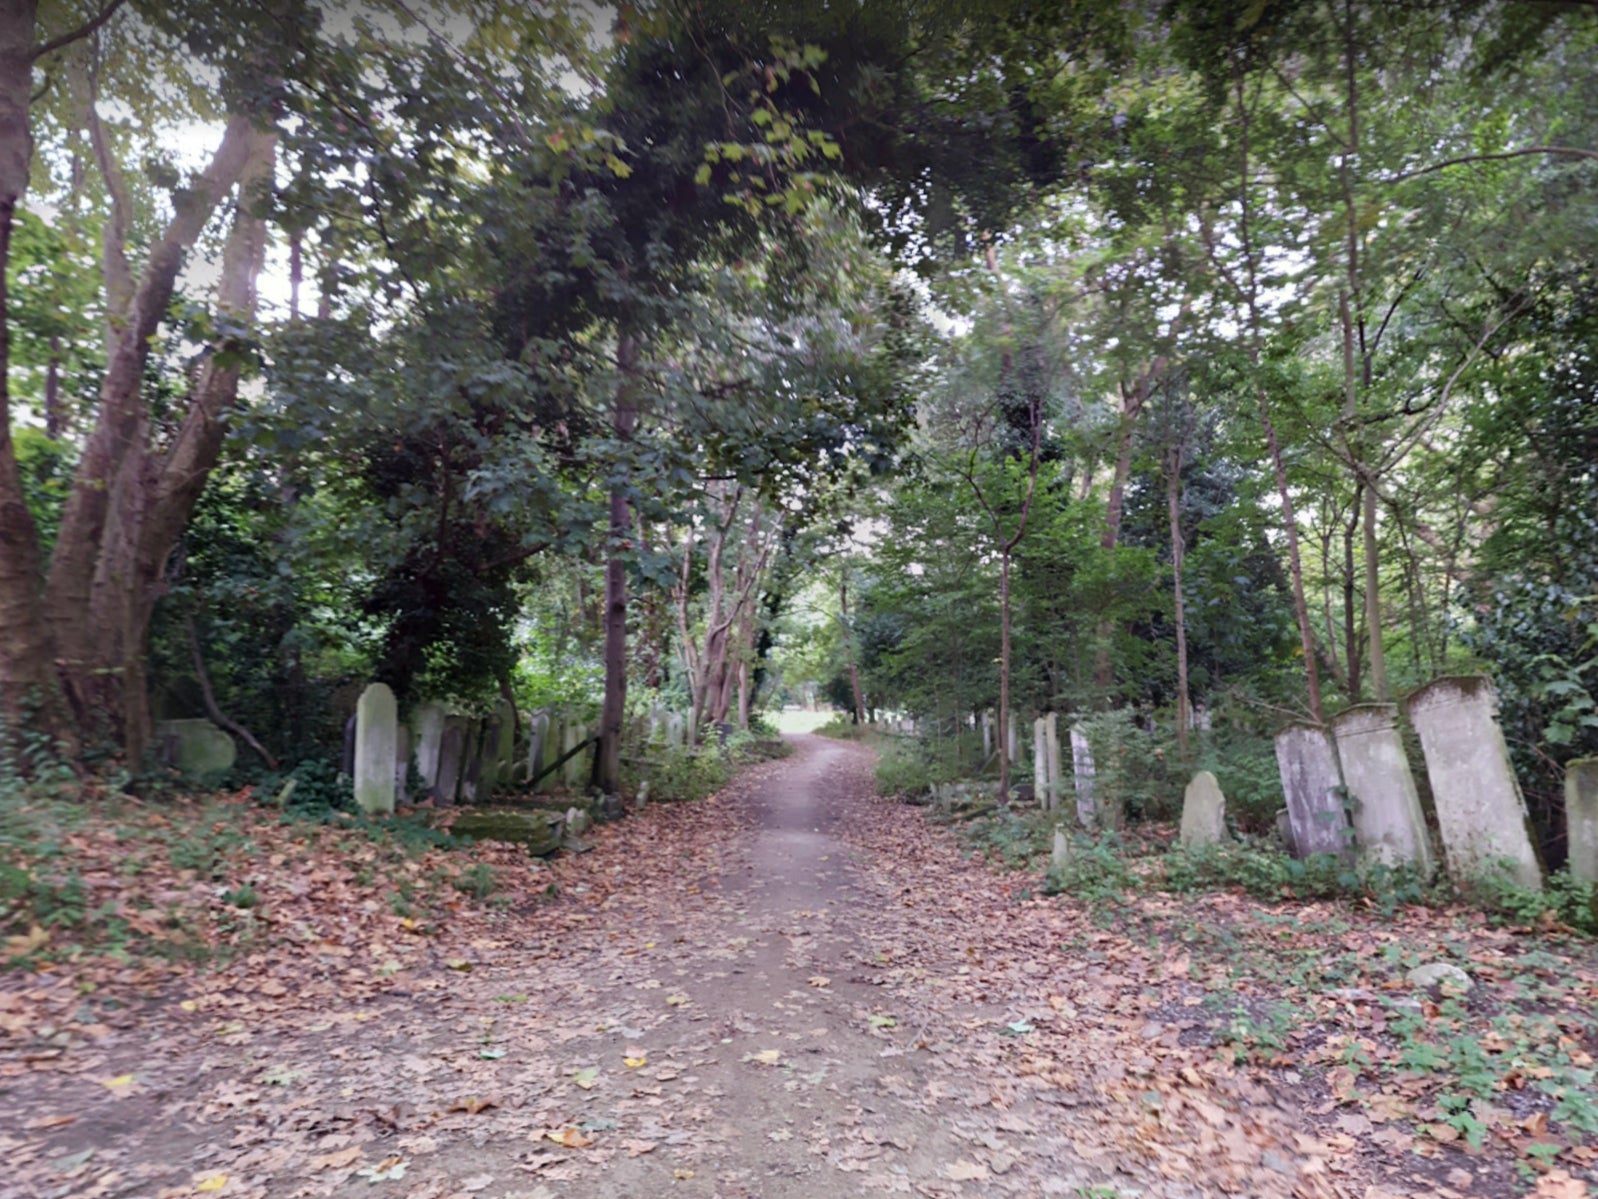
[808,976,831,987]
[102,1074,135,1090]
[548,1127,595,1149]
[572,1067,599,1089]
[195,1175,228,1193]
[745,1049,781,1065]
[622,1139,658,1157]
[311,1147,361,1170]
[448,1096,498,1115]
[623,1054,647,1069]
[945,1160,989,1182]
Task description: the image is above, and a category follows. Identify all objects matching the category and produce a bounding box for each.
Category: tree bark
[1166,445,1191,758]
[839,569,866,726]
[595,329,639,795]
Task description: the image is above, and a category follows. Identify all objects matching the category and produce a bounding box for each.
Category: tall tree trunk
[1093,364,1163,693]
[997,549,1014,798]
[595,329,639,794]
[43,113,259,743]
[1344,489,1362,702]
[839,570,866,725]
[1166,446,1191,758]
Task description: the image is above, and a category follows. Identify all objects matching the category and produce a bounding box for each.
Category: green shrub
[1160,843,1432,911]
[1474,869,1598,934]
[1043,834,1137,904]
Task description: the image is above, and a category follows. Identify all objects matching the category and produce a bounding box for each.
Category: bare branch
[30,0,127,62]
[1384,145,1598,183]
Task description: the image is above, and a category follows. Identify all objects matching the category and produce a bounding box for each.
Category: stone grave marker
[561,720,587,786]
[493,700,516,786]
[412,703,446,792]
[1051,826,1071,871]
[154,718,237,776]
[1408,676,1543,891]
[1567,758,1598,885]
[1274,723,1352,860]
[665,712,684,750]
[436,718,466,805]
[341,713,357,777]
[395,724,410,806]
[1330,704,1435,876]
[526,710,551,789]
[353,683,398,815]
[1006,714,1019,764]
[1070,724,1097,829]
[1044,713,1063,813]
[1180,770,1227,848]
[981,712,993,761]
[460,720,484,803]
[1033,717,1048,809]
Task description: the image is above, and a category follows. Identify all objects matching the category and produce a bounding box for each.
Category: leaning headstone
[412,702,446,791]
[1274,723,1352,860]
[353,683,398,815]
[1070,724,1097,829]
[154,718,237,776]
[526,710,551,789]
[436,718,466,805]
[1180,770,1227,848]
[1408,677,1543,891]
[1566,759,1598,885]
[1330,704,1435,876]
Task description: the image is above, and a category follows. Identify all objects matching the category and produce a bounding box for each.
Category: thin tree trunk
[596,329,639,794]
[998,549,1014,797]
[1166,446,1191,758]
[839,570,866,725]
[1344,489,1362,701]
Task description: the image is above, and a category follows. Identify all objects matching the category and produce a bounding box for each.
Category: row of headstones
[1268,675,1575,889]
[352,683,595,815]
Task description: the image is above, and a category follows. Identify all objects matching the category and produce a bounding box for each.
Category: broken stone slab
[446,809,562,855]
[154,718,237,777]
[1568,758,1598,886]
[1406,962,1472,992]
[353,683,398,815]
[1274,723,1352,861]
[1330,703,1435,877]
[1408,676,1543,891]
[1179,770,1227,848]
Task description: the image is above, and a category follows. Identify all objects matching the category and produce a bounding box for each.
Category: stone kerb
[1329,703,1434,876]
[1408,676,1543,891]
[1568,759,1598,885]
[353,683,398,815]
[1274,723,1352,861]
[1180,770,1227,848]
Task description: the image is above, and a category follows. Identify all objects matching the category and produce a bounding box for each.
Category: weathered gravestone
[395,724,410,806]
[340,713,357,777]
[981,712,993,761]
[1044,713,1063,813]
[459,720,484,803]
[493,700,516,786]
[412,703,446,793]
[435,718,466,805]
[1567,758,1598,885]
[561,720,587,786]
[1007,714,1019,764]
[154,718,237,777]
[1330,704,1435,876]
[1180,770,1228,848]
[1274,723,1352,861]
[1070,724,1097,829]
[1051,826,1071,871]
[665,712,685,750]
[353,683,398,815]
[1408,676,1543,890]
[1033,717,1049,809]
[525,710,551,789]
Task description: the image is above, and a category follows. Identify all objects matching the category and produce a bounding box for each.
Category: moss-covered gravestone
[448,809,562,856]
[154,718,237,777]
[1180,771,1228,848]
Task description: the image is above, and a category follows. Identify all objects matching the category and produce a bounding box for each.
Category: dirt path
[8,735,1352,1199]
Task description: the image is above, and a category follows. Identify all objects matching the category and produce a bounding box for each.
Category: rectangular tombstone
[353,683,398,815]
[1330,704,1434,876]
[1274,723,1352,861]
[412,702,446,791]
[1408,677,1543,891]
[981,711,993,760]
[435,718,466,805]
[1007,714,1019,763]
[460,720,484,803]
[1070,724,1097,829]
[1044,713,1063,812]
[1568,759,1598,885]
[561,720,587,786]
[1180,770,1227,847]
[665,712,684,750]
